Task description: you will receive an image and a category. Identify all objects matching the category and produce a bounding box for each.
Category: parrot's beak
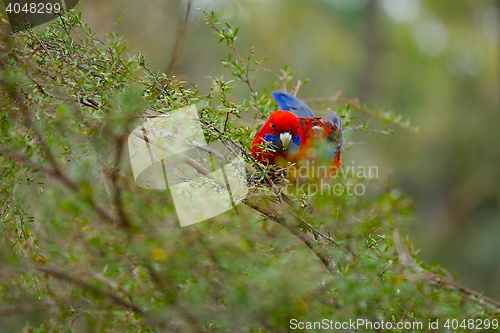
[280,132,292,150]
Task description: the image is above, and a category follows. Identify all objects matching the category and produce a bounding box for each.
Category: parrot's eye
[271,123,276,131]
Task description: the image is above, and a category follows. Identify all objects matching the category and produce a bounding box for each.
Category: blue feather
[272,91,316,118]
[263,132,301,154]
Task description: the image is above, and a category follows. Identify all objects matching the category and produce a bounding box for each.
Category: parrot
[251,91,344,178]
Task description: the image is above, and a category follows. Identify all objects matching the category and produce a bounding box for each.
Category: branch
[393,229,500,313]
[109,132,133,229]
[423,272,500,312]
[37,266,145,315]
[244,191,340,275]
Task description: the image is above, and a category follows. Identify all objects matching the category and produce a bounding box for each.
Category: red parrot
[251,91,344,177]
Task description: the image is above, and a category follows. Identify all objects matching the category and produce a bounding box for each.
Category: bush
[0,9,498,333]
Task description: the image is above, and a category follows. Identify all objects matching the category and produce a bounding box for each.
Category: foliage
[0,9,498,333]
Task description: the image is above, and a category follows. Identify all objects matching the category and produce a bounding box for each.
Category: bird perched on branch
[251,91,344,178]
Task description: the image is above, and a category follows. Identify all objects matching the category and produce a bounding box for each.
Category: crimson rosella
[251,91,344,177]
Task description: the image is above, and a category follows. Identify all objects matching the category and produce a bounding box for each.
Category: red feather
[251,110,306,165]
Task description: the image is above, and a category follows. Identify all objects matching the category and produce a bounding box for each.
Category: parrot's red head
[251,110,306,165]
[267,111,302,146]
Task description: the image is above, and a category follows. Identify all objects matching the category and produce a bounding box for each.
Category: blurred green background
[77,0,499,298]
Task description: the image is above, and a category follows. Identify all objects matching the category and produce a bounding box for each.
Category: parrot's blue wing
[272,91,316,118]
[322,111,342,131]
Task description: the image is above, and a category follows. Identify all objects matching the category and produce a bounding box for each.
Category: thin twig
[0,302,55,316]
[165,0,193,73]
